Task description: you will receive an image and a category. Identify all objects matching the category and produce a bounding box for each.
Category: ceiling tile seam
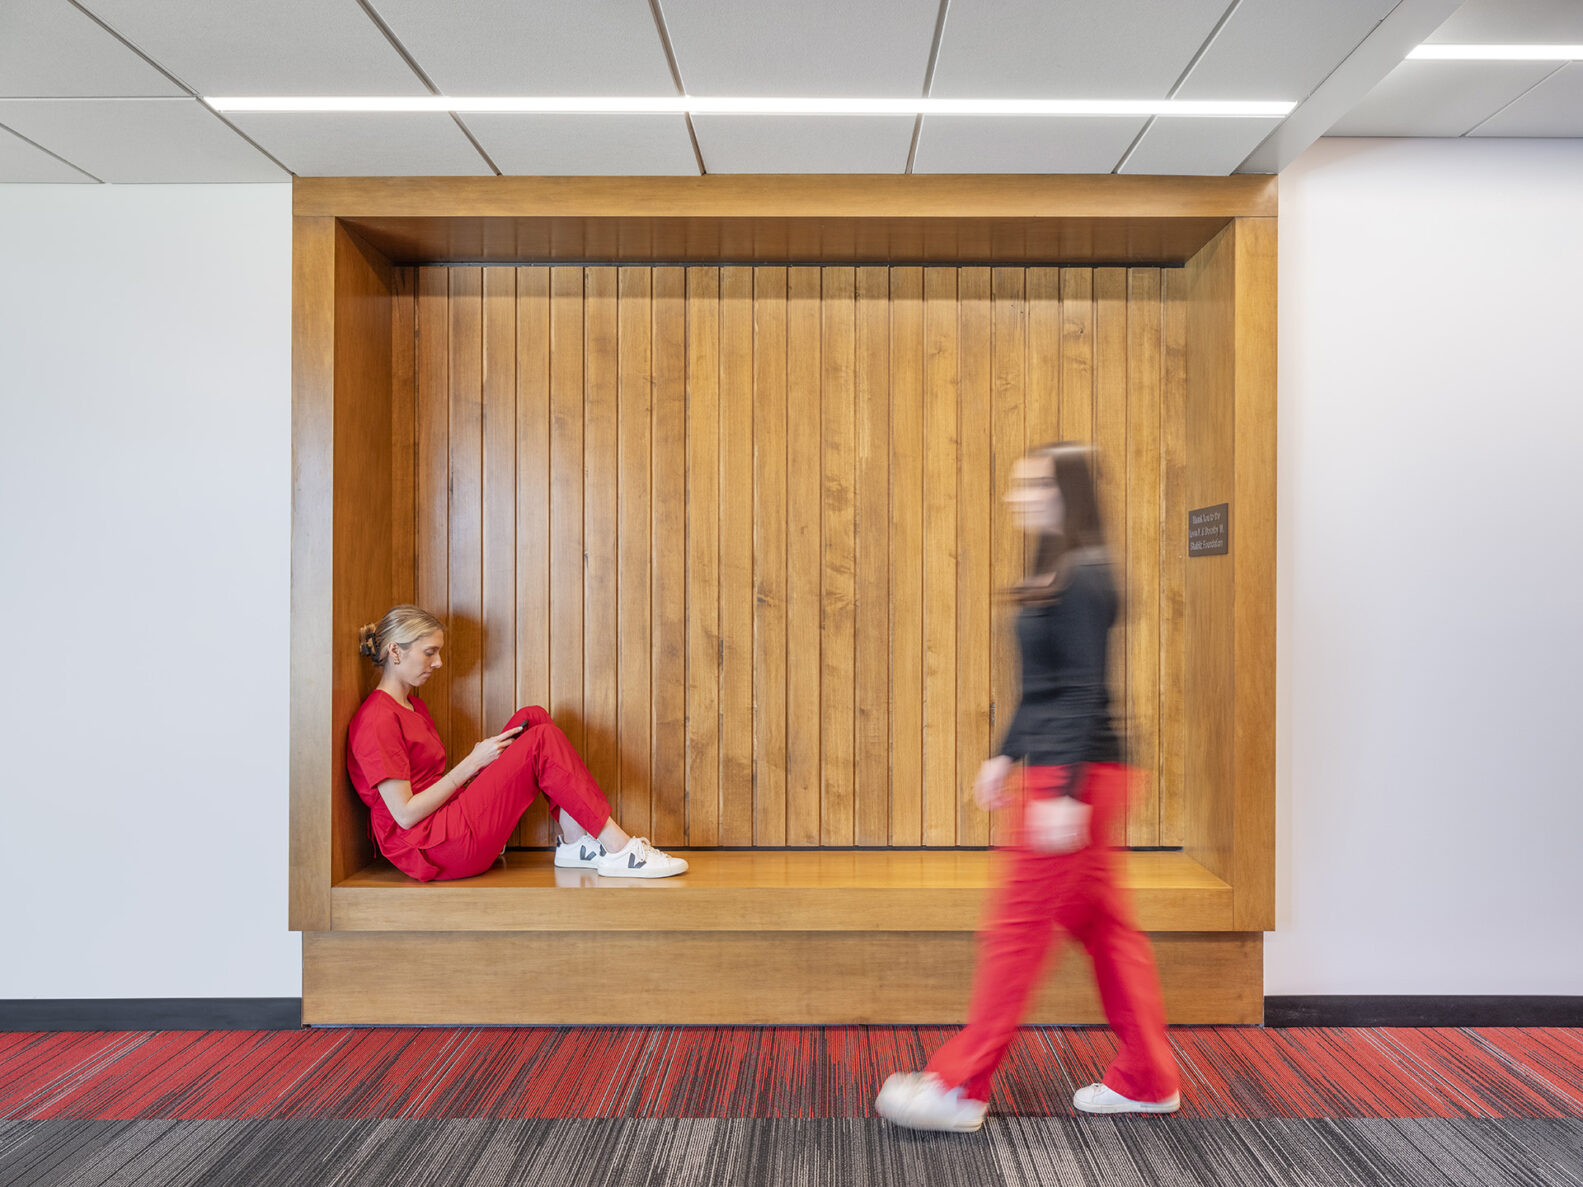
[647,0,707,175]
[357,0,500,176]
[1459,62,1570,136]
[1112,0,1242,174]
[906,0,953,175]
[0,120,104,183]
[66,0,295,177]
[1231,0,1410,174]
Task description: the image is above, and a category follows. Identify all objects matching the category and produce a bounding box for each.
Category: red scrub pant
[925,763,1179,1105]
[421,706,613,881]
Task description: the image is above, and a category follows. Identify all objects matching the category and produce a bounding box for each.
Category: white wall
[1270,138,1583,993]
[3,142,1579,1001]
[0,184,297,997]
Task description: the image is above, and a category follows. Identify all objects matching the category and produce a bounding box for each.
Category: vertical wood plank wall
[393,264,1189,849]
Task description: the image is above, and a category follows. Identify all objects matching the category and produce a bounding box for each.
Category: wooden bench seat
[332,849,1234,932]
[305,849,1260,1026]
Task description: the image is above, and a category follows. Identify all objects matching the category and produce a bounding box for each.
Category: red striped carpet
[2,1026,1579,1185]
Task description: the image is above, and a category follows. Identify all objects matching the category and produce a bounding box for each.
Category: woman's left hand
[1025,794,1092,854]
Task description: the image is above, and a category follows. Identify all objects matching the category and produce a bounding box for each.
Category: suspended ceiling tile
[77,0,427,96]
[0,123,98,182]
[1174,0,1397,101]
[931,0,1227,99]
[465,114,697,175]
[1327,59,1558,136]
[1427,0,1583,42]
[1120,116,1283,175]
[692,115,914,173]
[912,116,1146,173]
[0,0,183,98]
[372,0,675,95]
[225,112,490,176]
[1470,63,1583,136]
[661,0,939,97]
[0,98,285,182]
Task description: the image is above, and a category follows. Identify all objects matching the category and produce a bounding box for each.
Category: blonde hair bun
[358,605,445,667]
[357,623,380,661]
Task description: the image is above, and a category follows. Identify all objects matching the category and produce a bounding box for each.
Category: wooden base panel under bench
[302,931,1262,1025]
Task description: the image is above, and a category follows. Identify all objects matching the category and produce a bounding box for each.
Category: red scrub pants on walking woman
[925,763,1179,1105]
[421,705,613,881]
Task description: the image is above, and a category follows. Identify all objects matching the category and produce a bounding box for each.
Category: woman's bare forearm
[379,761,475,829]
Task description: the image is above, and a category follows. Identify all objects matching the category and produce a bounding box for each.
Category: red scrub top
[346,690,454,881]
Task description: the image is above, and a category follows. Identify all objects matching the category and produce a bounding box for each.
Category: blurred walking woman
[346,605,687,882]
[877,443,1180,1132]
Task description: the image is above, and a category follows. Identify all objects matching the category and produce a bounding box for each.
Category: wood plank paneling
[955,267,993,848]
[785,267,822,847]
[685,267,721,846]
[719,267,755,847]
[888,268,924,848]
[390,267,417,607]
[650,268,688,847]
[513,268,552,847]
[854,267,891,848]
[584,268,621,812]
[617,267,653,842]
[410,264,1190,851]
[1159,268,1189,848]
[820,267,857,847]
[752,268,789,847]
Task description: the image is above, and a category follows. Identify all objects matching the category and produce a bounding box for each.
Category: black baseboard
[0,998,302,1032]
[1264,995,1583,1028]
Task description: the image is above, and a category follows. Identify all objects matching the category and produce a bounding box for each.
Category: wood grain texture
[481,269,516,749]
[752,267,789,846]
[718,267,755,846]
[583,269,621,812]
[888,268,924,847]
[820,267,857,846]
[390,267,417,606]
[1092,268,1130,839]
[305,928,1261,1024]
[854,266,891,848]
[513,268,552,846]
[922,268,959,847]
[447,268,484,772]
[415,267,451,758]
[289,216,336,931]
[1158,268,1189,849]
[1059,268,1094,443]
[650,268,688,847]
[989,267,1027,850]
[785,267,823,846]
[1231,219,1277,931]
[549,267,586,752]
[1125,269,1163,847]
[297,174,1277,221]
[685,267,721,846]
[617,267,653,841]
[955,267,993,847]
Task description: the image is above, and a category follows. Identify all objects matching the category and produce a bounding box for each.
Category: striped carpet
[1,1026,1579,1185]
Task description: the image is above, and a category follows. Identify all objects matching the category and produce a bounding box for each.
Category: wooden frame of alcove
[290,174,1275,1025]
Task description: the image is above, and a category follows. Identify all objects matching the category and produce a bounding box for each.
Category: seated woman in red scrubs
[347,604,687,882]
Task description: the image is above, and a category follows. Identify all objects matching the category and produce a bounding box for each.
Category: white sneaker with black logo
[1072,1082,1180,1115]
[596,837,688,879]
[553,836,607,869]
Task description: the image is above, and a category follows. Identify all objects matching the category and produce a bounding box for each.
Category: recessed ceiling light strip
[1409,45,1583,61]
[206,96,1295,117]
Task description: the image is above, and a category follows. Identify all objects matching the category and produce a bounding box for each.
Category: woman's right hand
[464,726,524,775]
[974,755,1015,810]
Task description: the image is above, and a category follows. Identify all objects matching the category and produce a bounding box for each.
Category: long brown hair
[1005,442,1108,604]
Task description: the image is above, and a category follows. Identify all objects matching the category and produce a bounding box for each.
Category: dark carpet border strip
[5,995,1581,1032]
[0,998,302,1032]
[1265,995,1583,1028]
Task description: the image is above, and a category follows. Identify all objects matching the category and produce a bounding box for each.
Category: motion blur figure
[876,443,1180,1133]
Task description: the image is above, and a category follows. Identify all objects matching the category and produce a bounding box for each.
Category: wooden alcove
[290,175,1275,1025]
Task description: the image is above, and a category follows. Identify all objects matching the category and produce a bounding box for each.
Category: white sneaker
[1072,1082,1180,1115]
[596,837,688,879]
[553,836,606,869]
[875,1072,987,1133]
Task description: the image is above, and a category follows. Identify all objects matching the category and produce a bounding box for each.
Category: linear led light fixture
[1409,44,1583,60]
[205,95,1294,117]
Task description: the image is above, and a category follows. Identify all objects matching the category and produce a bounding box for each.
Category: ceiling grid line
[647,0,708,176]
[1113,0,1244,174]
[1460,60,1570,135]
[905,0,954,175]
[65,0,296,178]
[356,0,501,176]
[0,119,104,183]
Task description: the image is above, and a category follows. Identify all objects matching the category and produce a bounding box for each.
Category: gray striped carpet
[3,1117,1580,1186]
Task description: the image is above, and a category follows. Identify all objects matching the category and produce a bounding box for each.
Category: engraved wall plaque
[1189,503,1229,556]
